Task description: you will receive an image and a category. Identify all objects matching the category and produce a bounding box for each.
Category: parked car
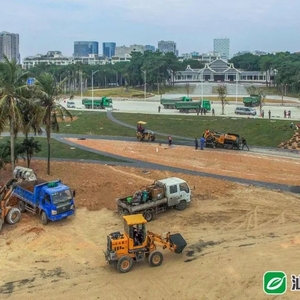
[234,107,256,116]
[67,101,76,108]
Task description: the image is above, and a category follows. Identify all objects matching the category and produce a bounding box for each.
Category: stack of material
[278,129,300,150]
[151,187,164,200]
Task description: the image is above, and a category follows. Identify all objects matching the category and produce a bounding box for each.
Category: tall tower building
[213,37,230,60]
[0,31,20,63]
[157,41,177,55]
[102,42,116,58]
[73,41,98,57]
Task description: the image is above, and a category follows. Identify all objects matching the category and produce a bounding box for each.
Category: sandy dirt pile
[1,145,300,299]
[278,128,300,150]
[67,138,300,185]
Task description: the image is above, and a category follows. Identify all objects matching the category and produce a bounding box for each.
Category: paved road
[6,98,299,193]
[64,97,300,120]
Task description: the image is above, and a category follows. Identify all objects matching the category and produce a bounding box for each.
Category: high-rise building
[0,31,20,63]
[157,41,177,55]
[73,41,98,57]
[115,44,145,57]
[213,38,230,60]
[144,45,155,52]
[103,42,116,58]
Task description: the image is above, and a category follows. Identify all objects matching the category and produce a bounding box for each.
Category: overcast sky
[2,0,300,59]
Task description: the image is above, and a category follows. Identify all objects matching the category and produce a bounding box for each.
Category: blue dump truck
[13,177,75,225]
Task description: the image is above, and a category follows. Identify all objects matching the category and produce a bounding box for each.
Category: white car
[67,101,76,108]
[235,107,256,116]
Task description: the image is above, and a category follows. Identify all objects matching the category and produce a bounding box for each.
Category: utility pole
[235,71,238,103]
[92,70,99,109]
[80,71,83,101]
[142,70,147,100]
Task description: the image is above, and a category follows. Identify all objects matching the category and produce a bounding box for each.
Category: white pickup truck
[116,177,191,222]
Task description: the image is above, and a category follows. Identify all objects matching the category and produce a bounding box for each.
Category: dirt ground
[1,142,300,300]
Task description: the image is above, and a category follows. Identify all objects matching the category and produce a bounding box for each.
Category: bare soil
[1,142,300,300]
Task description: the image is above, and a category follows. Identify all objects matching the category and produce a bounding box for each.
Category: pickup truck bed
[117,197,168,214]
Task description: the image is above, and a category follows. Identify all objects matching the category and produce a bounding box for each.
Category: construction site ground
[1,141,300,300]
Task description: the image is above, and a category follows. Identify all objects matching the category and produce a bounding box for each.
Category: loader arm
[146,231,186,253]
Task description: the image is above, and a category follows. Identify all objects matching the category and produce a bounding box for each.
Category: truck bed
[13,179,47,206]
[117,197,168,214]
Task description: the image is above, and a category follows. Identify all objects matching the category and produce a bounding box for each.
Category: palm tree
[35,72,72,175]
[0,56,35,173]
[22,137,42,168]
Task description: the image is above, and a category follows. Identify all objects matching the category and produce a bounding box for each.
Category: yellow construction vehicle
[0,179,21,233]
[0,167,39,233]
[136,121,155,142]
[206,132,241,150]
[104,214,187,273]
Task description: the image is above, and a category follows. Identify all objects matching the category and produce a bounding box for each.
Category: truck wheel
[176,200,187,211]
[6,208,21,225]
[148,251,163,267]
[18,200,25,213]
[41,211,48,225]
[143,211,153,222]
[117,256,133,273]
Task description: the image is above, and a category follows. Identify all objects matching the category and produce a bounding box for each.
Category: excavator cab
[124,214,147,248]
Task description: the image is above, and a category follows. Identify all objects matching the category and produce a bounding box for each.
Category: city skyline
[2,0,300,59]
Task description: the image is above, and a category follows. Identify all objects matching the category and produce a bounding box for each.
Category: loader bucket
[169,233,187,254]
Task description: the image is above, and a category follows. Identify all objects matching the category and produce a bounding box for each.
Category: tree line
[230,52,300,95]
[28,50,300,96]
[0,56,72,175]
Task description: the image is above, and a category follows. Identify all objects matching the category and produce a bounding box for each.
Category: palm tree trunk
[9,119,15,174]
[46,114,51,175]
[47,129,51,175]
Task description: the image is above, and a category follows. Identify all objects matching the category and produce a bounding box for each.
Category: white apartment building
[22,51,108,69]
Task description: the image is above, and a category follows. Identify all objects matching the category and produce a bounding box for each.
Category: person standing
[288,110,291,118]
[241,137,249,151]
[212,108,215,116]
[168,136,172,146]
[194,138,199,150]
[158,106,161,113]
[268,110,271,120]
[284,110,287,118]
[200,135,206,150]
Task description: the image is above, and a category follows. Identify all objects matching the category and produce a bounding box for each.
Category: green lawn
[0,137,126,162]
[110,113,294,147]
[60,111,134,136]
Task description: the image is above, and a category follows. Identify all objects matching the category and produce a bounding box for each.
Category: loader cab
[123,214,147,249]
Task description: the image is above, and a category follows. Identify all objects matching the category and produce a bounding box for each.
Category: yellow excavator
[104,214,187,273]
[0,167,38,233]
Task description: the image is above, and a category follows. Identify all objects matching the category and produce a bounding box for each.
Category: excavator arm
[0,166,37,232]
[146,231,187,254]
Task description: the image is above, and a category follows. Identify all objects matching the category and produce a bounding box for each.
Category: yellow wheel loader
[104,214,187,273]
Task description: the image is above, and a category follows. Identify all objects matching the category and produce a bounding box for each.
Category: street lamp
[92,70,99,109]
[235,71,239,103]
[201,70,204,101]
[80,71,83,101]
[142,70,146,100]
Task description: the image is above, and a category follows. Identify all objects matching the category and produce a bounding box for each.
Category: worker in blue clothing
[200,135,206,150]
